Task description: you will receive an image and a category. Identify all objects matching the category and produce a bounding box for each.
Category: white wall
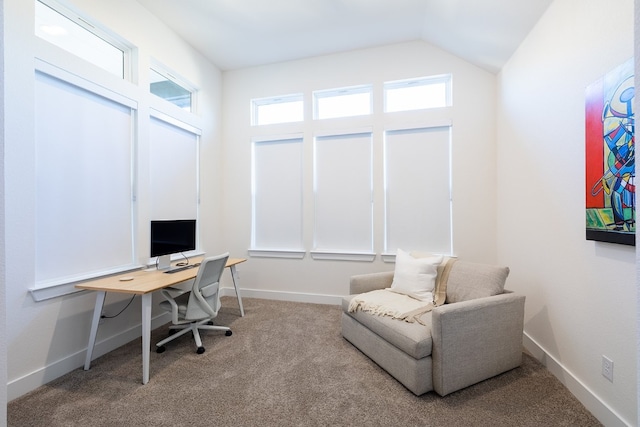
[497,0,636,425]
[221,41,499,301]
[4,0,223,400]
[1,0,7,423]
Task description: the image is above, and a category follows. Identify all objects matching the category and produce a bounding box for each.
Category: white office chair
[156,252,232,354]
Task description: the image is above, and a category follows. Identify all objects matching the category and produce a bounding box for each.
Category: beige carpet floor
[8,297,601,426]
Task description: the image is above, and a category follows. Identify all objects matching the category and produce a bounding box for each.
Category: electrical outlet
[602,355,614,382]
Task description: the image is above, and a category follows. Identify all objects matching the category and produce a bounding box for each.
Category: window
[384,125,453,255]
[314,85,372,120]
[252,94,303,126]
[251,136,304,257]
[384,75,451,112]
[150,67,194,112]
[313,131,374,260]
[149,115,200,227]
[35,0,127,78]
[248,76,455,261]
[34,64,136,287]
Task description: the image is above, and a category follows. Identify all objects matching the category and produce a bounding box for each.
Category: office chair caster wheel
[225,330,232,336]
[196,346,205,354]
[156,346,166,354]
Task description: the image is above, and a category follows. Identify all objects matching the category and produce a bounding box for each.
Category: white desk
[76,257,246,384]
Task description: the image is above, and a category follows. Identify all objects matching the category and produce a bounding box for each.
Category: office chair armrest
[161,287,189,300]
[160,289,186,325]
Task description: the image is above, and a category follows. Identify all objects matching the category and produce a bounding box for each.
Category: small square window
[384,75,452,112]
[252,94,304,126]
[314,85,372,120]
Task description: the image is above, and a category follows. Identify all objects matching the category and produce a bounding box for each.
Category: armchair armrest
[431,292,525,396]
[349,271,394,295]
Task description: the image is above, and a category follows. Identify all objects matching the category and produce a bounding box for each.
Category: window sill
[29,263,146,302]
[310,251,376,262]
[248,249,306,259]
[29,282,87,302]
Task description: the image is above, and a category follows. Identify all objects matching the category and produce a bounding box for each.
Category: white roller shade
[35,71,134,286]
[313,132,373,253]
[384,126,452,254]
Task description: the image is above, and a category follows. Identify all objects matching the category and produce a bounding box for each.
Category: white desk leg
[229,265,245,317]
[141,293,152,384]
[84,291,106,371]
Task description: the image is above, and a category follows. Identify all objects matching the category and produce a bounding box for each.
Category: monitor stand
[157,254,171,270]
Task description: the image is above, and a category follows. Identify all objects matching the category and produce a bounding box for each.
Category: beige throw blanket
[348,289,434,325]
[348,258,456,325]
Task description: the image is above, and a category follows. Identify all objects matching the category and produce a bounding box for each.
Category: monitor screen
[150,219,196,258]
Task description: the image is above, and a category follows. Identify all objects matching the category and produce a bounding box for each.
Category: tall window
[35,0,128,78]
[252,94,303,126]
[384,125,453,255]
[384,75,452,112]
[313,131,374,259]
[314,85,373,120]
[251,136,304,257]
[34,64,136,287]
[149,116,199,224]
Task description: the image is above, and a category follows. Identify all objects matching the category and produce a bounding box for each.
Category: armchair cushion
[445,261,510,303]
[390,249,443,302]
[342,296,433,359]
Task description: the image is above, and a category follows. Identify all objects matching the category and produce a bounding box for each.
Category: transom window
[384,75,452,112]
[35,0,127,78]
[314,85,373,120]
[150,67,194,112]
[251,94,304,126]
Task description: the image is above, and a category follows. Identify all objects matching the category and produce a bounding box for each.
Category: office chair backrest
[185,252,229,320]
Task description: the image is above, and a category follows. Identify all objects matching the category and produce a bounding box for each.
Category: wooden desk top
[75,257,246,295]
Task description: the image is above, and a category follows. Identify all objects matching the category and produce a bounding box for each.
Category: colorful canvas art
[585,58,635,245]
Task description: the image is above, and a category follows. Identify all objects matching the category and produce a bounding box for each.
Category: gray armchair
[342,259,525,396]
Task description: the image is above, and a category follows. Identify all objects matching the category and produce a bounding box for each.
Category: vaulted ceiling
[136,0,553,73]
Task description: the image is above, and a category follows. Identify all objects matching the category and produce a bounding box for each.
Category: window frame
[311,129,375,261]
[251,94,304,126]
[35,0,132,80]
[313,85,373,120]
[384,74,452,113]
[148,112,202,266]
[30,59,139,301]
[382,122,454,261]
[249,134,306,259]
[149,60,197,113]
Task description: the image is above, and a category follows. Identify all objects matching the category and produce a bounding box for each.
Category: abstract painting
[585,58,635,246]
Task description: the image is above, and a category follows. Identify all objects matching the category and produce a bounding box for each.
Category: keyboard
[164,263,201,274]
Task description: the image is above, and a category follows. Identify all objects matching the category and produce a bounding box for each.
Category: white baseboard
[7,312,171,401]
[220,286,343,306]
[523,332,632,427]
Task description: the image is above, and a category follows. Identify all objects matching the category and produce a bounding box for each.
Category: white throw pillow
[390,249,443,302]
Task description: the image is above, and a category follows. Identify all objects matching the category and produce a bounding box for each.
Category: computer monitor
[150,219,196,270]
